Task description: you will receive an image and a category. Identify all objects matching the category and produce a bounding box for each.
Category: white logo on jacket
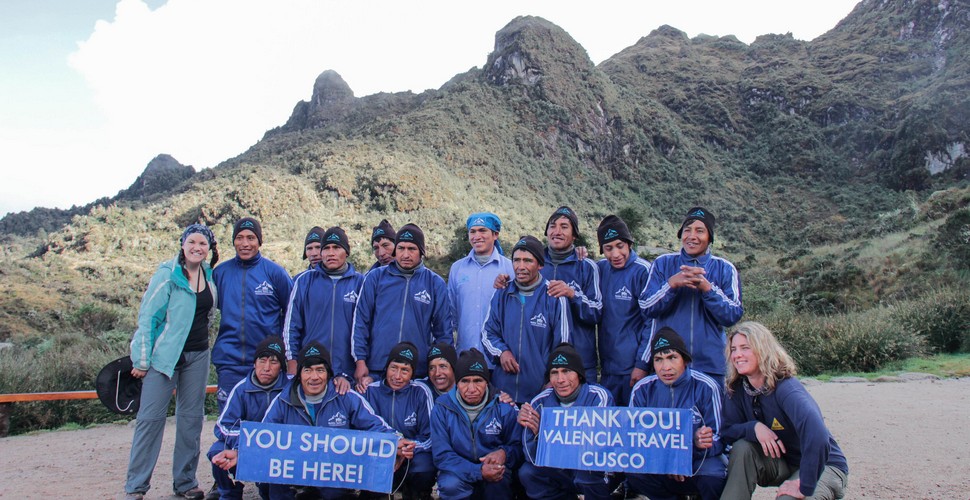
[343,290,358,303]
[614,286,633,301]
[484,418,502,435]
[414,290,432,305]
[530,314,547,328]
[327,412,348,427]
[254,281,275,296]
[404,412,417,427]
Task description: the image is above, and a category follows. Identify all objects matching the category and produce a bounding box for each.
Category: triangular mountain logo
[771,418,785,431]
[605,229,618,239]
[552,354,569,366]
[326,233,341,242]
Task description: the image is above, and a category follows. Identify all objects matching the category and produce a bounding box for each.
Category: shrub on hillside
[759,307,925,375]
[70,303,121,336]
[934,208,970,268]
[893,287,970,353]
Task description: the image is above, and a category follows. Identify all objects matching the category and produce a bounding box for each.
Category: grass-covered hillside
[0,0,968,433]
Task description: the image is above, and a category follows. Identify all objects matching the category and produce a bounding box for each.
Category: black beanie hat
[255,336,286,367]
[512,235,545,267]
[233,217,263,246]
[297,341,333,378]
[384,341,419,375]
[650,327,692,363]
[371,219,396,244]
[677,207,715,244]
[546,206,581,239]
[427,342,458,370]
[454,348,490,383]
[545,342,586,384]
[302,226,326,260]
[322,226,350,255]
[597,214,634,252]
[395,223,426,256]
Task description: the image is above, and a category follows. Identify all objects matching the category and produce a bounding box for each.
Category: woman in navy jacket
[720,322,848,500]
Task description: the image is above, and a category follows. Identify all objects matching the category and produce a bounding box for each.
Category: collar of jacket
[387,261,425,276]
[544,246,578,264]
[679,247,712,266]
[244,370,288,393]
[284,379,338,409]
[504,278,546,296]
[312,262,357,278]
[619,250,641,270]
[665,366,694,390]
[235,251,263,267]
[465,247,502,266]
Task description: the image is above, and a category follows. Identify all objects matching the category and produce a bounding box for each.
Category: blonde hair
[725,321,797,395]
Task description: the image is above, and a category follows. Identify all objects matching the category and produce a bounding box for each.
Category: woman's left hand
[130,368,148,379]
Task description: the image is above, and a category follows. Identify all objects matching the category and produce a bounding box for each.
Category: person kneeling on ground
[261,341,411,500]
[720,321,848,500]
[518,342,614,500]
[363,342,436,500]
[208,336,288,500]
[627,327,727,499]
[430,349,523,499]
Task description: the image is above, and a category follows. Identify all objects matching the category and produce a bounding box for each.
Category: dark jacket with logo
[638,249,743,376]
[541,250,602,375]
[630,367,726,477]
[721,377,848,496]
[262,380,394,433]
[364,380,435,471]
[430,389,523,484]
[481,279,571,402]
[597,251,652,375]
[351,263,452,377]
[283,263,363,378]
[214,370,288,449]
[212,252,292,369]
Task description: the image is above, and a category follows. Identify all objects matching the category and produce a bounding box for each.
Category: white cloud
[0,0,856,215]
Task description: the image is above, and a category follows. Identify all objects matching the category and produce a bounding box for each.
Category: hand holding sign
[694,426,714,450]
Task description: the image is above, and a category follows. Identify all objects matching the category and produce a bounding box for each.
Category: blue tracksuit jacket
[638,249,743,376]
[212,252,293,369]
[541,249,602,376]
[364,380,435,471]
[522,383,614,462]
[283,264,363,379]
[597,251,652,375]
[351,262,453,377]
[721,377,848,497]
[430,390,523,484]
[214,370,288,449]
[481,279,571,403]
[262,380,395,433]
[630,367,726,477]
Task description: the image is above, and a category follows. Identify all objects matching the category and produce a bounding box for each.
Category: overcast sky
[0,0,859,216]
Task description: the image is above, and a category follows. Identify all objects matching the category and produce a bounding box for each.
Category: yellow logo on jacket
[771,418,785,431]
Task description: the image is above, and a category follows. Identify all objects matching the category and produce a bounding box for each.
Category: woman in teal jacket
[124,224,219,500]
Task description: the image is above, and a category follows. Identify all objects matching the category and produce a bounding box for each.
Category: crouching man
[208,336,289,500]
[363,342,436,500]
[518,342,614,500]
[627,327,727,500]
[430,349,522,499]
[261,341,411,500]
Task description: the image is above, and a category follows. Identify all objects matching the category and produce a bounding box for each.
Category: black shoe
[177,486,205,500]
[205,482,220,500]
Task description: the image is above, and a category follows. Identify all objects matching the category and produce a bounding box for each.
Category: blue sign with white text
[235,421,397,493]
[534,406,693,475]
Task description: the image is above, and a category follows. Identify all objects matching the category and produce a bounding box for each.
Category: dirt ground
[0,377,967,499]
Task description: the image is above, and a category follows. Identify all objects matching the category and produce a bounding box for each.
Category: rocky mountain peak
[117,154,195,201]
[277,70,357,132]
[484,16,594,88]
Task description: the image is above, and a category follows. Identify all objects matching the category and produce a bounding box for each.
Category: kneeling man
[430,349,522,500]
[518,342,614,500]
[627,327,727,500]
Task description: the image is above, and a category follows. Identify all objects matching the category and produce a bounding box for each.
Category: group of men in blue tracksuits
[203,204,757,500]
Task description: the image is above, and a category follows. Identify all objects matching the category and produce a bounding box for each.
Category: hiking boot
[177,486,205,499]
[204,482,220,500]
[124,493,144,500]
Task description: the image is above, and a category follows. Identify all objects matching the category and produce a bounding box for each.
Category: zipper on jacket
[398,276,412,342]
[239,266,248,365]
[516,296,525,402]
[329,279,338,361]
